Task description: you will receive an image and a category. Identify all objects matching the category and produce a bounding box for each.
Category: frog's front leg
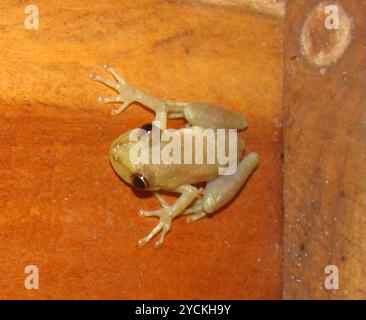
[138,185,198,247]
[90,65,168,129]
[185,152,259,223]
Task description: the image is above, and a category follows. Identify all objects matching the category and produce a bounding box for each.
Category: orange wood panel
[0,0,283,299]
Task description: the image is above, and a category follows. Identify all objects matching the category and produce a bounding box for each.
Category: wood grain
[283,0,366,299]
[0,0,283,299]
[197,0,286,18]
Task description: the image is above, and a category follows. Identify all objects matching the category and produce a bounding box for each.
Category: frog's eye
[131,173,149,190]
[141,123,153,133]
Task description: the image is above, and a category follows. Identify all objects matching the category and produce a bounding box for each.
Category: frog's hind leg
[165,101,247,129]
[185,153,259,223]
[203,152,259,213]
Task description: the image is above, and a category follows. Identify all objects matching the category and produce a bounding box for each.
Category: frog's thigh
[165,102,247,129]
[202,152,259,214]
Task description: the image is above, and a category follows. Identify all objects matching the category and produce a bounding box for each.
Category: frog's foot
[138,207,174,248]
[90,64,138,116]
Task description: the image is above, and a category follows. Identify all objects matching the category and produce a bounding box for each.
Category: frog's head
[109,126,156,191]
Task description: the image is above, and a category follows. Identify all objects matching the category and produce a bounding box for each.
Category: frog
[90,64,259,248]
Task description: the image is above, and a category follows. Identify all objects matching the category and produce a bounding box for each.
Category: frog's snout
[108,130,134,186]
[109,130,132,163]
[110,142,122,161]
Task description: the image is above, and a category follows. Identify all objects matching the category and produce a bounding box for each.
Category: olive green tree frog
[90,65,259,248]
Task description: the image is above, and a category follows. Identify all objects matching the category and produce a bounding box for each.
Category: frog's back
[150,127,244,190]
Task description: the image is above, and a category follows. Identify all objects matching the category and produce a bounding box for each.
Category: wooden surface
[0,0,283,299]
[197,0,286,18]
[283,0,366,299]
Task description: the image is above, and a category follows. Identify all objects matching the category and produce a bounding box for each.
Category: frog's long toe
[103,64,127,84]
[154,193,169,208]
[138,209,160,217]
[138,219,172,248]
[138,222,164,247]
[97,95,130,116]
[97,96,122,104]
[89,72,119,91]
[138,223,170,248]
